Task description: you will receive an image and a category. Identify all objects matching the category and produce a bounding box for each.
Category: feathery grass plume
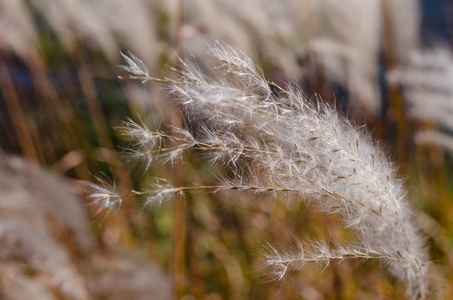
[382,0,420,65]
[108,45,431,299]
[0,155,94,300]
[0,0,160,67]
[388,45,453,132]
[2,0,420,118]
[0,0,37,58]
[387,45,453,158]
[415,130,453,153]
[168,0,420,116]
[80,176,122,215]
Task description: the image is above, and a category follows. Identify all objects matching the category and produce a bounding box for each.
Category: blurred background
[1,0,453,299]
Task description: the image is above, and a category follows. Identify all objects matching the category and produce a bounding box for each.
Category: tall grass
[84,44,432,299]
[3,1,452,298]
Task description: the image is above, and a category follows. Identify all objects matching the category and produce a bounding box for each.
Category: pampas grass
[0,0,420,117]
[388,45,453,132]
[84,44,431,299]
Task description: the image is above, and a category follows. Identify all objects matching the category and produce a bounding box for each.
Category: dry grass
[1,1,453,299]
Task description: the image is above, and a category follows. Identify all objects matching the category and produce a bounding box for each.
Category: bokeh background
[1,0,453,299]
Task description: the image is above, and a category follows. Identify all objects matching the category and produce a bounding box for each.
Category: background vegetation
[1,0,453,299]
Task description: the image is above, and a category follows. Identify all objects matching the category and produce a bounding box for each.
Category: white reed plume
[388,45,453,133]
[3,0,421,117]
[165,0,420,116]
[382,0,420,64]
[0,0,160,68]
[415,130,453,154]
[80,177,122,213]
[87,44,431,299]
[0,0,37,59]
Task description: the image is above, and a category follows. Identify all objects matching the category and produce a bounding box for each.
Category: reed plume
[83,44,430,299]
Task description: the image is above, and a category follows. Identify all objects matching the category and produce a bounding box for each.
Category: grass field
[1,1,452,299]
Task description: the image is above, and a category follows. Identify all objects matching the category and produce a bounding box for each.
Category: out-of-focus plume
[0,154,170,300]
[173,0,420,116]
[0,0,161,68]
[0,154,94,300]
[0,0,421,117]
[387,45,453,150]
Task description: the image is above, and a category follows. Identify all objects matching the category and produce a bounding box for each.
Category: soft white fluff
[89,45,430,299]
